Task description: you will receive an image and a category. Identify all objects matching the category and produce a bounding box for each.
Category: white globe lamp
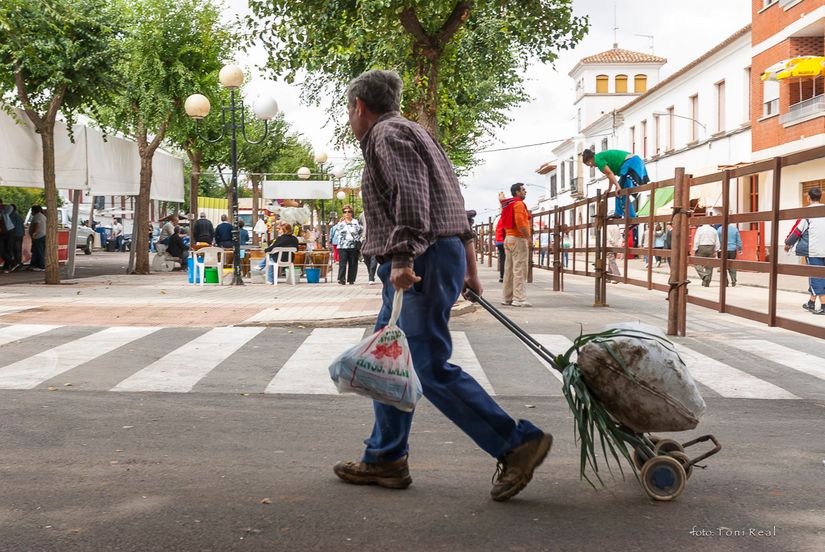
[253,95,278,120]
[297,167,311,180]
[219,64,244,89]
[332,168,346,179]
[336,191,346,200]
[314,151,328,164]
[184,94,211,120]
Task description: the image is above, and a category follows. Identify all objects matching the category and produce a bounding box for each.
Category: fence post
[585,198,591,277]
[487,217,493,268]
[668,168,687,336]
[553,208,562,292]
[593,189,608,307]
[678,170,690,336]
[768,157,782,326]
[719,170,731,312]
[647,182,656,290]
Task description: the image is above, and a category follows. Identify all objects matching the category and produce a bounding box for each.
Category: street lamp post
[184,64,278,286]
[312,151,329,247]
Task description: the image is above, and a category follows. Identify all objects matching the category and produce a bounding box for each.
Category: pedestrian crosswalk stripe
[265,328,366,394]
[727,340,825,383]
[0,327,159,389]
[0,306,29,317]
[674,344,799,400]
[0,324,60,347]
[112,327,265,393]
[449,332,495,395]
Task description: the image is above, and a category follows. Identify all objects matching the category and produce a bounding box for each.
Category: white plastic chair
[266,247,298,286]
[195,246,226,286]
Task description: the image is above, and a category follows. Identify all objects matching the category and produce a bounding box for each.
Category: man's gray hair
[346,70,403,114]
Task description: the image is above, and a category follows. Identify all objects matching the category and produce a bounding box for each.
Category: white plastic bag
[576,322,706,433]
[328,290,422,412]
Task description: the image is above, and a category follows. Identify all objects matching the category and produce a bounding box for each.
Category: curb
[236,300,480,328]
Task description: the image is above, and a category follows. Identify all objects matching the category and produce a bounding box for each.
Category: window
[715,80,726,133]
[596,74,609,93]
[568,158,575,190]
[641,119,648,158]
[577,108,582,131]
[629,126,635,153]
[763,80,779,117]
[667,106,675,150]
[560,161,565,190]
[689,94,699,141]
[654,114,660,155]
[802,179,825,207]
[615,74,628,93]
[550,174,558,198]
[634,74,647,93]
[746,175,759,230]
[745,67,752,121]
[762,0,777,6]
[601,137,608,151]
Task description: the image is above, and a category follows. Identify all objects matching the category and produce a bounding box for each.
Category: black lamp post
[184,64,278,286]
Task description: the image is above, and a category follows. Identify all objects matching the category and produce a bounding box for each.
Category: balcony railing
[780,94,825,125]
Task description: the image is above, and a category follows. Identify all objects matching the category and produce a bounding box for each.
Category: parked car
[24,206,96,255]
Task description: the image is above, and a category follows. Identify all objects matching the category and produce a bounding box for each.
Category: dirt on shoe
[490,433,553,502]
[333,456,412,489]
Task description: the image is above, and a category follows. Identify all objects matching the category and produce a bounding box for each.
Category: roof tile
[580,47,666,65]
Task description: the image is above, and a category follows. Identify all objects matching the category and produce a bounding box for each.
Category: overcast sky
[227,0,750,218]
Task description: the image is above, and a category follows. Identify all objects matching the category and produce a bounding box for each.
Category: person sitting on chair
[166,226,189,267]
[254,222,299,282]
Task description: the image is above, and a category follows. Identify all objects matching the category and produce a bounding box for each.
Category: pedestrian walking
[333,69,551,501]
[9,204,24,271]
[717,222,743,287]
[193,212,215,245]
[785,186,825,314]
[693,223,720,287]
[0,200,22,271]
[664,223,673,266]
[582,148,649,220]
[653,223,665,266]
[28,205,46,271]
[359,211,378,284]
[335,205,361,285]
[500,183,532,307]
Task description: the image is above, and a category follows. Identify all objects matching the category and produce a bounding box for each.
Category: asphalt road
[1,274,824,551]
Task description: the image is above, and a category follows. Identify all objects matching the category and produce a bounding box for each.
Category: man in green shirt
[582,148,649,219]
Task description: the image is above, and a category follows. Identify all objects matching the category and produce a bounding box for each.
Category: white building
[536,26,753,231]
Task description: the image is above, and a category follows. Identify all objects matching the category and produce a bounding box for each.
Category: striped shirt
[359,112,473,268]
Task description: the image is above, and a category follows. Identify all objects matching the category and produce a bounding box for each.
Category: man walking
[500,183,532,307]
[359,211,378,284]
[334,69,551,502]
[785,186,825,314]
[111,218,124,251]
[717,222,743,287]
[193,212,215,245]
[693,222,720,287]
[582,148,649,219]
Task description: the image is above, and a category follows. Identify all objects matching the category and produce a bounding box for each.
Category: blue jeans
[362,237,543,464]
[807,256,825,296]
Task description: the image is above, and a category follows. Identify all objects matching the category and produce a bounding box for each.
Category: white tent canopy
[0,107,183,202]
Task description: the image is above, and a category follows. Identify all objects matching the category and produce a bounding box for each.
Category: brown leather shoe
[491,433,553,502]
[333,455,412,489]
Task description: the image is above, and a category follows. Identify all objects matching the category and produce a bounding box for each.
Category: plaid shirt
[359,112,473,268]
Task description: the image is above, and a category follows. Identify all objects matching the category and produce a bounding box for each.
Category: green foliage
[0,0,125,129]
[96,0,236,139]
[0,187,42,217]
[247,0,588,168]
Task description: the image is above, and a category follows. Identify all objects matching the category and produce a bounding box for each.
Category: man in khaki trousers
[501,183,531,307]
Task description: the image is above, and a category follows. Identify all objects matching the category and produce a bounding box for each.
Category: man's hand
[390,266,421,290]
[462,273,483,302]
[784,244,791,252]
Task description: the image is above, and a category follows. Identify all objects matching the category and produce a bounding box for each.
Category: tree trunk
[133,154,154,274]
[187,148,201,223]
[40,128,61,284]
[251,175,260,244]
[412,54,440,137]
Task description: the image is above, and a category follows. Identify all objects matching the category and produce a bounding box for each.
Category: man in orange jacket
[500,183,531,307]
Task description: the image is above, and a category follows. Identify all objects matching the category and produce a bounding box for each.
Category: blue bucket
[187,256,203,283]
[305,267,321,284]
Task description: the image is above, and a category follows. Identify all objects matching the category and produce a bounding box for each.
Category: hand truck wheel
[640,455,687,501]
[667,450,693,479]
[653,438,684,455]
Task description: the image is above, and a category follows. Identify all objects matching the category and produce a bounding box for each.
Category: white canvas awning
[0,107,184,202]
[262,180,333,200]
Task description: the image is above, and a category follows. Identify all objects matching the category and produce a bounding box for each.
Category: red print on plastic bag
[373,340,403,360]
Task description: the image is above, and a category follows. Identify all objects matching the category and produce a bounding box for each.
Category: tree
[247,1,587,167]
[97,0,235,273]
[0,0,123,283]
